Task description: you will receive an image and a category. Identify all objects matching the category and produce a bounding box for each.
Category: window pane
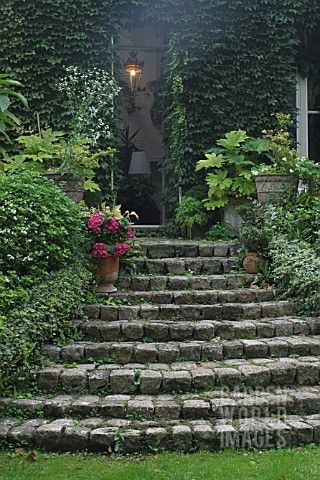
[308,77,320,110]
[308,114,320,162]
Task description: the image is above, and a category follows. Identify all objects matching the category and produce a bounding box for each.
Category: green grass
[1,447,320,480]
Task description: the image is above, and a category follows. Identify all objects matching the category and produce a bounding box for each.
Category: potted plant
[85,205,137,294]
[2,129,111,201]
[240,224,270,274]
[253,113,299,203]
[196,130,270,211]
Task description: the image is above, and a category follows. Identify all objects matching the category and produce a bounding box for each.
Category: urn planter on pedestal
[96,256,120,294]
[254,174,297,204]
[45,173,84,203]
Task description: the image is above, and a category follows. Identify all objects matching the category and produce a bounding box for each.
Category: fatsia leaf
[203,196,229,210]
[217,130,249,150]
[84,179,101,192]
[196,153,224,171]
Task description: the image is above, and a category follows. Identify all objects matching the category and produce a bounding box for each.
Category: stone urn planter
[243,252,261,274]
[45,173,84,203]
[254,174,297,204]
[96,256,120,294]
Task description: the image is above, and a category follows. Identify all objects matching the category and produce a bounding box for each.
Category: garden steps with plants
[2,238,320,454]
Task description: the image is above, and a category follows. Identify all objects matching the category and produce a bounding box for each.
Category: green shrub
[0,260,92,394]
[175,196,208,234]
[264,195,320,250]
[240,224,270,254]
[270,236,320,316]
[205,223,236,241]
[0,173,83,277]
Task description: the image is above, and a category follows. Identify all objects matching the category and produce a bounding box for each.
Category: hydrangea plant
[84,205,137,258]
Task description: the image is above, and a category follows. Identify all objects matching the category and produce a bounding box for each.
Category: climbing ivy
[1,0,320,197]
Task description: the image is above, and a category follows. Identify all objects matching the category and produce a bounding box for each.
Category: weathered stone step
[45,336,320,365]
[137,239,237,259]
[133,256,239,275]
[3,387,320,422]
[118,274,254,291]
[2,414,320,452]
[85,301,293,322]
[36,356,320,394]
[76,317,320,343]
[110,288,277,305]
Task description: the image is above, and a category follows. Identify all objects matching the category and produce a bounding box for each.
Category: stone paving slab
[1,414,320,452]
[36,356,320,394]
[45,335,320,365]
[135,240,238,259]
[118,274,255,291]
[133,257,239,275]
[85,301,293,322]
[2,386,320,422]
[110,288,277,305]
[76,317,320,343]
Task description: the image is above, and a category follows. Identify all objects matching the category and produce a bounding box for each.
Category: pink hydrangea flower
[92,242,108,258]
[114,242,130,257]
[106,217,120,233]
[87,212,104,234]
[126,227,136,239]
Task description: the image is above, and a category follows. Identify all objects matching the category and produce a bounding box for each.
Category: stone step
[118,274,254,291]
[111,288,277,305]
[2,386,320,422]
[2,414,320,452]
[45,336,320,365]
[133,256,239,275]
[36,356,320,394]
[137,239,237,259]
[76,317,320,343]
[85,301,293,322]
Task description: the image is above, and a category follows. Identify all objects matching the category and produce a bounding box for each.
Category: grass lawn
[1,447,320,480]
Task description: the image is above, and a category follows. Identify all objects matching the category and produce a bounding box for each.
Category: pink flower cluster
[92,242,108,258]
[91,242,131,258]
[114,242,131,257]
[126,227,136,239]
[87,212,104,234]
[106,217,120,233]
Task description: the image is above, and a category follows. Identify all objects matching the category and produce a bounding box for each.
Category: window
[296,75,320,161]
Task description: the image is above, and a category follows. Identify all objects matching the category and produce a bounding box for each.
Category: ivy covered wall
[1,0,320,193]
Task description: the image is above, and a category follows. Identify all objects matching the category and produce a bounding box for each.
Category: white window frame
[296,74,320,158]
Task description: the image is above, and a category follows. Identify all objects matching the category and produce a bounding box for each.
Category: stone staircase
[1,239,320,453]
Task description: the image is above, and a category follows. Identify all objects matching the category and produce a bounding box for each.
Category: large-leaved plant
[196,130,269,210]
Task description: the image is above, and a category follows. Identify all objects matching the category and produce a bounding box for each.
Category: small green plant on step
[175,196,208,239]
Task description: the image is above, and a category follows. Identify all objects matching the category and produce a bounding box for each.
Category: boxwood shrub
[0,173,83,277]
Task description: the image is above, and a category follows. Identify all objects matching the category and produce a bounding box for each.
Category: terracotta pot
[243,252,261,274]
[45,173,84,203]
[96,256,119,294]
[254,174,297,204]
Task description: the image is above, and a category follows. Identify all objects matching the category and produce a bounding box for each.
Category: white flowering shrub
[57,66,121,147]
[0,173,83,277]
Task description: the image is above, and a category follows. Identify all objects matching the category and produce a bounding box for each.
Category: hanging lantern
[124,51,144,92]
